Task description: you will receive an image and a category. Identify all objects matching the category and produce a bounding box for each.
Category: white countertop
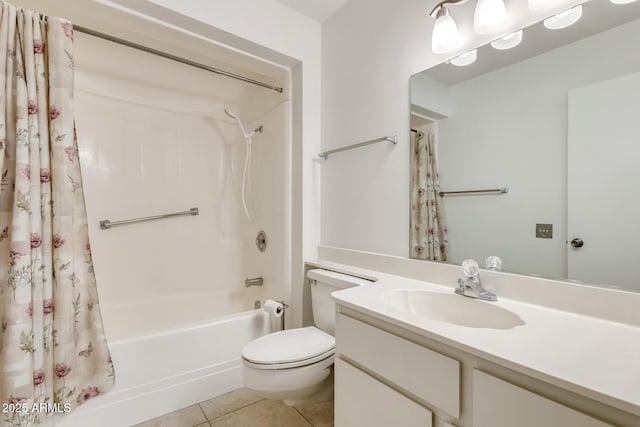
[318,260,640,417]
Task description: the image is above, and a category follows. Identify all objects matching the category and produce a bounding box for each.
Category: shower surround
[73,28,291,341]
[54,21,291,426]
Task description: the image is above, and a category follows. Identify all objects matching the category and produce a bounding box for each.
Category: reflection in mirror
[410,1,640,293]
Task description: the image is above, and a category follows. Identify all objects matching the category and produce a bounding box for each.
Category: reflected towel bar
[439,188,509,197]
[99,208,199,230]
[319,135,397,159]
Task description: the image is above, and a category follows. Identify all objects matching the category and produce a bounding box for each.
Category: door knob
[570,238,584,248]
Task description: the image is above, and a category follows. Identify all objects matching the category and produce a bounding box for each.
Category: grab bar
[319,135,397,159]
[439,188,508,197]
[99,207,199,230]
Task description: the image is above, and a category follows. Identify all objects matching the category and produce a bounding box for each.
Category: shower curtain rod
[71,24,284,93]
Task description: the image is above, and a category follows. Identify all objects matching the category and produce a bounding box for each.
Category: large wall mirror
[410,1,640,293]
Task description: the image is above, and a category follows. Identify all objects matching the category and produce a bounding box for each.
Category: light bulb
[528,0,556,10]
[474,0,507,35]
[544,5,582,30]
[491,30,523,50]
[610,0,638,4]
[432,6,460,54]
[450,49,478,67]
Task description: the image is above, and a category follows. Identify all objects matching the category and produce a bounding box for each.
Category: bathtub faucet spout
[245,277,264,287]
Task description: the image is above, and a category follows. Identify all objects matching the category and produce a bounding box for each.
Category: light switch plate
[536,223,553,238]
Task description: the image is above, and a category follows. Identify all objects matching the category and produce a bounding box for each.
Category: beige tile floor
[133,388,334,427]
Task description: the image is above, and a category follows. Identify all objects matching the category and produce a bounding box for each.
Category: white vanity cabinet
[335,313,458,426]
[335,314,459,417]
[334,309,629,427]
[335,358,433,427]
[473,370,611,427]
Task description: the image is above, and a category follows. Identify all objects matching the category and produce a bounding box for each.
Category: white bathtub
[56,309,273,427]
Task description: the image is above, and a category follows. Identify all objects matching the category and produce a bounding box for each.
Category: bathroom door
[567,72,640,290]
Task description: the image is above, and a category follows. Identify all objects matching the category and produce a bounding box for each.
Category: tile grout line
[203,398,266,421]
[196,403,212,427]
[292,407,315,427]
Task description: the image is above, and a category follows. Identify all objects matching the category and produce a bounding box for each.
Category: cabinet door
[473,370,612,427]
[336,313,460,418]
[335,358,432,427]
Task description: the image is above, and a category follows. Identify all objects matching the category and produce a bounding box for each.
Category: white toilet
[241,269,369,405]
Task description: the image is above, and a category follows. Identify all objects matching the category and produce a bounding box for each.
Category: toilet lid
[242,326,335,365]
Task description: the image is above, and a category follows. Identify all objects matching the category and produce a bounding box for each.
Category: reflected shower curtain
[0,3,114,426]
[410,130,449,261]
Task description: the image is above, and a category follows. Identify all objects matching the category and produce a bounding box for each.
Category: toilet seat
[242,326,335,370]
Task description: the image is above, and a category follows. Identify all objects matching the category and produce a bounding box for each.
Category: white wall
[426,19,640,278]
[321,0,584,257]
[411,74,452,119]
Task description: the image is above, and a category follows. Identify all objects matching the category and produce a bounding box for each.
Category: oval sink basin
[381,289,524,330]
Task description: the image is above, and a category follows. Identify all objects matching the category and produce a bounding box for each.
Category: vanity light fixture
[543,5,583,30]
[431,0,586,55]
[450,49,478,66]
[431,3,463,54]
[474,0,507,34]
[490,30,523,50]
[610,0,639,4]
[528,0,556,10]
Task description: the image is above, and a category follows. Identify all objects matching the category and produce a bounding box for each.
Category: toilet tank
[307,269,371,336]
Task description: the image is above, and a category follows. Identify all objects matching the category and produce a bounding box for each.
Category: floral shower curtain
[0,3,114,426]
[410,130,449,261]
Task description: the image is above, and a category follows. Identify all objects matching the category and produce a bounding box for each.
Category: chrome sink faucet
[455,259,497,302]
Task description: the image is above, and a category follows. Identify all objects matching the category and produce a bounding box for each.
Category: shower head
[224,108,262,139]
[224,108,249,138]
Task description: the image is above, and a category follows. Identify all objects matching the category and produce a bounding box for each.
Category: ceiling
[273,0,350,22]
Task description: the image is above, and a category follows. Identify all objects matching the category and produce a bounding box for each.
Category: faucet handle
[485,256,503,271]
[461,259,479,278]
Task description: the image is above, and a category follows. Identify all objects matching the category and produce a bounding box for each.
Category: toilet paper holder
[276,300,289,331]
[258,299,289,331]
[274,300,289,331]
[278,300,289,331]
